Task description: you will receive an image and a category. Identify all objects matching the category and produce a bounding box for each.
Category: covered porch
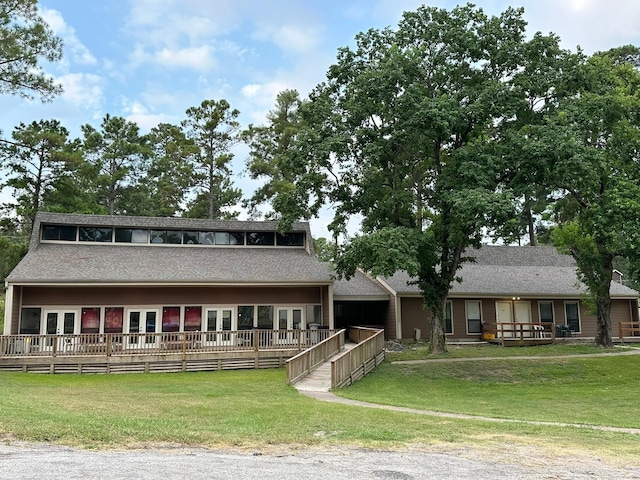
[482,322,556,346]
[0,328,339,374]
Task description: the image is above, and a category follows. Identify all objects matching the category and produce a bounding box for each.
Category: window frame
[564,301,581,333]
[444,300,453,335]
[465,300,482,335]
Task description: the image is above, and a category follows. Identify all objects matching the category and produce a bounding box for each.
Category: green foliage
[81,114,150,216]
[243,89,305,219]
[0,235,27,289]
[276,4,563,352]
[0,119,78,229]
[312,237,337,262]
[182,99,242,219]
[0,0,63,101]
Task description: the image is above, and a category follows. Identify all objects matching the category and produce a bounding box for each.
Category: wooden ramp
[293,343,357,393]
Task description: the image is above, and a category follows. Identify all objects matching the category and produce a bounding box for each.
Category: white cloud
[121,101,170,132]
[57,73,103,110]
[252,24,322,54]
[40,8,97,66]
[154,46,215,70]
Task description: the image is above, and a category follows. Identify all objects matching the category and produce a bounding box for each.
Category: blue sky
[2,0,640,237]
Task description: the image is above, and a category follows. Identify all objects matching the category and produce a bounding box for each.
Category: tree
[181,99,242,219]
[0,0,63,101]
[243,89,305,219]
[81,114,149,215]
[534,50,640,347]
[271,4,562,352]
[0,119,76,228]
[137,123,198,217]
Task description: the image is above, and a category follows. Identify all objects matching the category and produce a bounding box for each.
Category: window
[79,227,113,242]
[238,306,254,329]
[81,308,100,333]
[162,307,180,332]
[466,300,482,334]
[42,225,77,241]
[20,308,41,334]
[247,232,275,246]
[115,228,148,243]
[257,306,274,329]
[306,305,322,326]
[539,301,554,324]
[184,307,202,331]
[444,301,453,334]
[277,232,305,246]
[104,307,124,333]
[150,229,181,244]
[565,302,581,333]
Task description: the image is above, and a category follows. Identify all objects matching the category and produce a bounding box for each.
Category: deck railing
[618,322,640,340]
[0,329,339,358]
[482,322,555,345]
[285,329,345,384]
[331,327,385,389]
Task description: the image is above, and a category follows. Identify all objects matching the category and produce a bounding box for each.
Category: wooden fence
[331,327,385,389]
[482,322,555,346]
[0,329,338,359]
[618,322,640,340]
[285,329,345,384]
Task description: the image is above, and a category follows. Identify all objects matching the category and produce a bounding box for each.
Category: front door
[495,301,513,338]
[126,309,159,349]
[42,310,77,352]
[204,308,234,346]
[276,307,304,344]
[514,301,532,337]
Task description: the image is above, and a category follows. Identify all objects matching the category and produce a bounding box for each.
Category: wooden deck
[482,322,555,347]
[0,329,339,374]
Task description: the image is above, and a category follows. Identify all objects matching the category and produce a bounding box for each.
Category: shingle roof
[332,270,390,299]
[380,246,639,299]
[8,244,332,284]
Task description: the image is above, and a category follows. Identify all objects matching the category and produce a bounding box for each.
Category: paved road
[1,442,639,480]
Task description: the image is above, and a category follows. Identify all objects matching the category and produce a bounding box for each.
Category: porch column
[327,284,334,329]
[4,284,13,335]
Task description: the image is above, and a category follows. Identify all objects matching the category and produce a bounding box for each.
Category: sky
[2,0,640,238]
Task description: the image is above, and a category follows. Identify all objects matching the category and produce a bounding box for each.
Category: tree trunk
[524,193,537,246]
[429,297,447,354]
[594,295,613,347]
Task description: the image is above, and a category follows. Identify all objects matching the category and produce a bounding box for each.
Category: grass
[1,345,640,462]
[386,342,620,361]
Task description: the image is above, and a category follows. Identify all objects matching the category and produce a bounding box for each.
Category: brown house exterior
[3,213,639,344]
[4,213,334,339]
[377,246,640,341]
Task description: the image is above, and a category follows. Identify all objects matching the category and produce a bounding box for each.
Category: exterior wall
[21,285,322,307]
[384,296,398,340]
[14,285,327,334]
[399,297,428,340]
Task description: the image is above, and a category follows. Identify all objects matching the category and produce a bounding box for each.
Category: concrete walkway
[295,346,640,435]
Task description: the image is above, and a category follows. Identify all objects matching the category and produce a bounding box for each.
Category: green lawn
[338,354,640,429]
[1,346,639,461]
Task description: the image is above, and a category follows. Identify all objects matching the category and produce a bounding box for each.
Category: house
[3,212,334,341]
[376,246,640,341]
[3,212,639,348]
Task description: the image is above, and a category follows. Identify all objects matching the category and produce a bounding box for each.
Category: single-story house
[3,212,639,344]
[376,246,640,341]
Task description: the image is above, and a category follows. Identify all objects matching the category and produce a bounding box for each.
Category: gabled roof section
[381,246,639,299]
[332,270,390,300]
[8,244,331,285]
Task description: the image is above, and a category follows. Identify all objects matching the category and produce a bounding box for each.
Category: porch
[0,329,339,374]
[482,322,556,347]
